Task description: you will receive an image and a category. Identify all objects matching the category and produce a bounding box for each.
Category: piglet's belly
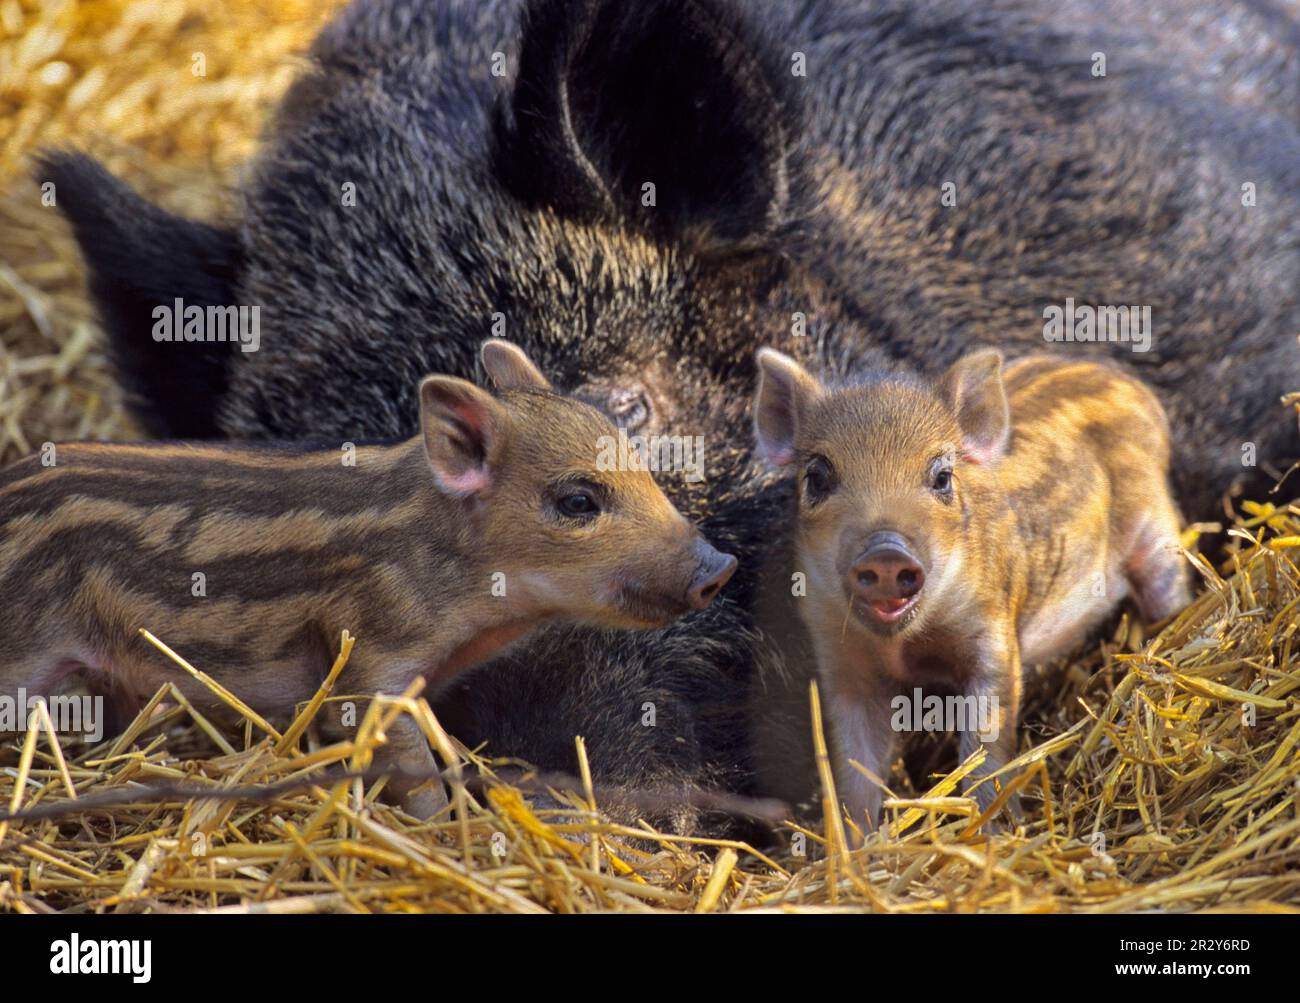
[1018,584,1127,667]
[85,644,329,719]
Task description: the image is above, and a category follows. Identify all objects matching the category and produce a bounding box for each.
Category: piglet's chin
[604,580,691,628]
[849,592,922,635]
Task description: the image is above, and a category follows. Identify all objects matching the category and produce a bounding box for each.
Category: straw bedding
[2,0,1299,914]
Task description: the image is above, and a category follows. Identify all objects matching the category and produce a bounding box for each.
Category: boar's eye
[803,455,835,505]
[929,462,954,498]
[553,484,603,521]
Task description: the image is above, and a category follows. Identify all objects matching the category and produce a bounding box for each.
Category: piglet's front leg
[958,640,1024,825]
[827,671,899,839]
[336,658,450,819]
[373,713,449,819]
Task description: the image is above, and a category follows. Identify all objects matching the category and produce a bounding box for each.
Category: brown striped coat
[0,341,735,816]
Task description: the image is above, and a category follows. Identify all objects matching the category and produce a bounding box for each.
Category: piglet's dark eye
[931,467,953,494]
[804,456,835,504]
[556,491,601,520]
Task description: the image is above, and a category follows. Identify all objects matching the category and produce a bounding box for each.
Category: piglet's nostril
[848,534,926,607]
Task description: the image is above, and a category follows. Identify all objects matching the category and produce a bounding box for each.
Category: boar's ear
[495,0,800,252]
[34,152,242,438]
[939,349,1010,465]
[419,376,509,497]
[754,348,822,468]
[480,339,553,392]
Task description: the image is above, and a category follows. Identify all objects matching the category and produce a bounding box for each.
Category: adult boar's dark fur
[39,0,1300,833]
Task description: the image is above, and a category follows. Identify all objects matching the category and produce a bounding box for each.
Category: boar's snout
[849,531,925,623]
[686,538,737,610]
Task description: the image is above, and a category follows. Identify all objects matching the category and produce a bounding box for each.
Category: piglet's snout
[686,538,737,609]
[849,531,925,609]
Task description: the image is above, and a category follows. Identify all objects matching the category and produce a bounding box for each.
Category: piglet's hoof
[967,786,1023,834]
[398,781,450,820]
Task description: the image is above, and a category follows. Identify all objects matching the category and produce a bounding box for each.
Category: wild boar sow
[0,341,734,816]
[754,348,1190,827]
[39,0,1298,828]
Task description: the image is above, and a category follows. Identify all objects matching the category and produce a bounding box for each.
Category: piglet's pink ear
[418,376,507,496]
[939,349,1009,464]
[754,348,823,467]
